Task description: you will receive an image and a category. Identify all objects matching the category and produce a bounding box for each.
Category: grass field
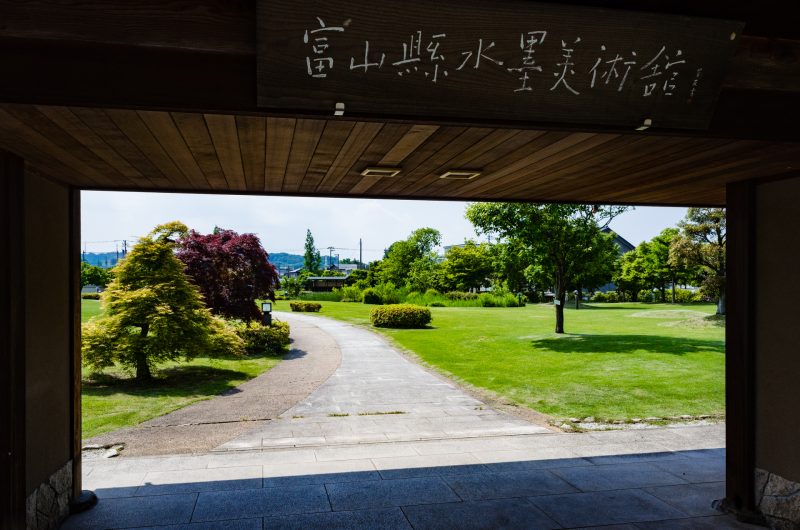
[81,299,281,438]
[273,300,725,422]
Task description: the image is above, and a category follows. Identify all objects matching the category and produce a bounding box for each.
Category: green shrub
[445,291,478,300]
[637,289,655,303]
[673,288,702,303]
[229,320,290,355]
[370,304,432,328]
[374,283,402,304]
[604,291,620,303]
[298,291,342,302]
[362,288,383,304]
[429,301,445,307]
[81,293,101,300]
[590,291,607,302]
[289,301,321,312]
[425,288,440,297]
[336,285,363,302]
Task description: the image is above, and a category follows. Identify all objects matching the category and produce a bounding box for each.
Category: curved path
[217,312,550,451]
[85,315,341,456]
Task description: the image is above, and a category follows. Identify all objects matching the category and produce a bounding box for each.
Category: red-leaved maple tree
[177,228,279,321]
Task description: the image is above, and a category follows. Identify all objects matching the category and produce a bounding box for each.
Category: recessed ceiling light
[439,170,482,180]
[360,167,401,178]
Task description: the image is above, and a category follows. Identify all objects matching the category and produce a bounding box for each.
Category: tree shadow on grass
[530,334,725,356]
[83,365,249,399]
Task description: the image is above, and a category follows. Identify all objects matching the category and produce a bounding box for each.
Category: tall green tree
[81,261,113,288]
[670,208,726,314]
[439,241,494,292]
[303,229,322,273]
[81,222,242,381]
[466,203,627,333]
[378,228,442,287]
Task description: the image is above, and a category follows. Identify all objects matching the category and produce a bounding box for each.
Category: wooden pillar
[70,189,83,501]
[724,180,757,517]
[0,150,27,529]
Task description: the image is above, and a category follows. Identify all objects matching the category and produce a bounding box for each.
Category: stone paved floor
[218,312,549,452]
[65,424,760,529]
[65,314,755,529]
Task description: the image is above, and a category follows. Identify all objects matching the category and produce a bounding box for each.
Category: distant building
[597,227,636,292]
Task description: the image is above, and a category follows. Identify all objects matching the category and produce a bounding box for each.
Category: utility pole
[326,246,335,270]
[122,239,127,257]
[359,238,363,268]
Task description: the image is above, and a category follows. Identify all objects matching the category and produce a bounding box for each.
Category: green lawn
[81,299,281,438]
[275,300,725,421]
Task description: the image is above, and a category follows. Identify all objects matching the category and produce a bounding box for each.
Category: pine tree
[304,229,321,273]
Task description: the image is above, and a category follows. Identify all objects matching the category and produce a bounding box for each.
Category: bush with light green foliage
[289,301,321,312]
[370,304,432,328]
[81,222,244,381]
[228,319,290,354]
[334,285,363,302]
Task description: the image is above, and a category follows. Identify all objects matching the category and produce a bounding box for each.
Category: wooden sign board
[257,0,743,130]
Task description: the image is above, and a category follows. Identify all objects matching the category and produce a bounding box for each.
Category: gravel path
[84,315,341,456]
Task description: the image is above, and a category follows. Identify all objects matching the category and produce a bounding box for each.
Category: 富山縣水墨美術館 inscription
[257,0,743,130]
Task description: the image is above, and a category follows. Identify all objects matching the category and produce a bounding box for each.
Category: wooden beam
[0,150,26,530]
[69,188,82,501]
[724,37,800,92]
[724,179,758,518]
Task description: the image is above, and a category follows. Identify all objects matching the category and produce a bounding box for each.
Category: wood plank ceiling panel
[282,119,326,193]
[204,113,246,191]
[313,121,383,194]
[299,121,357,194]
[264,117,296,192]
[1,104,797,206]
[171,112,228,190]
[38,106,145,185]
[72,108,170,188]
[137,110,211,189]
[235,115,266,192]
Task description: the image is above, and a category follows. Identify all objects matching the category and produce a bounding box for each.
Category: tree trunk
[555,293,566,333]
[135,324,152,381]
[671,279,676,304]
[575,284,581,310]
[717,290,726,315]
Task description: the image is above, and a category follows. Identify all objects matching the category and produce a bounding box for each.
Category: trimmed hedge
[370,304,431,328]
[81,293,101,300]
[362,287,383,304]
[229,320,290,354]
[290,301,321,312]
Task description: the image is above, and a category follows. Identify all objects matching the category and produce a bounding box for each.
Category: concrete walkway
[66,313,754,529]
[217,312,550,451]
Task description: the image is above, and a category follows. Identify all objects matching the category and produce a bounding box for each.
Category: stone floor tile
[568,442,674,459]
[191,485,330,521]
[127,518,262,530]
[372,453,488,479]
[83,471,147,499]
[263,507,412,529]
[550,462,686,492]
[651,456,725,483]
[642,482,725,517]
[634,514,763,529]
[325,477,460,511]
[263,459,379,487]
[136,466,263,496]
[470,447,583,467]
[529,489,686,527]
[402,498,560,530]
[443,469,577,501]
[60,493,197,529]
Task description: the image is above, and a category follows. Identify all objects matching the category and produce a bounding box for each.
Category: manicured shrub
[604,291,620,303]
[637,289,655,303]
[298,291,342,302]
[289,301,321,312]
[374,283,402,304]
[229,320,290,355]
[370,304,432,328]
[81,293,101,300]
[425,288,440,297]
[362,288,383,304]
[429,301,445,307]
[673,288,702,303]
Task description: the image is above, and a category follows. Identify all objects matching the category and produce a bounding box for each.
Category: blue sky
[81,191,686,262]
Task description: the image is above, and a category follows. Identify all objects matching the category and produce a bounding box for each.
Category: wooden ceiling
[1,103,798,206]
[0,1,799,205]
